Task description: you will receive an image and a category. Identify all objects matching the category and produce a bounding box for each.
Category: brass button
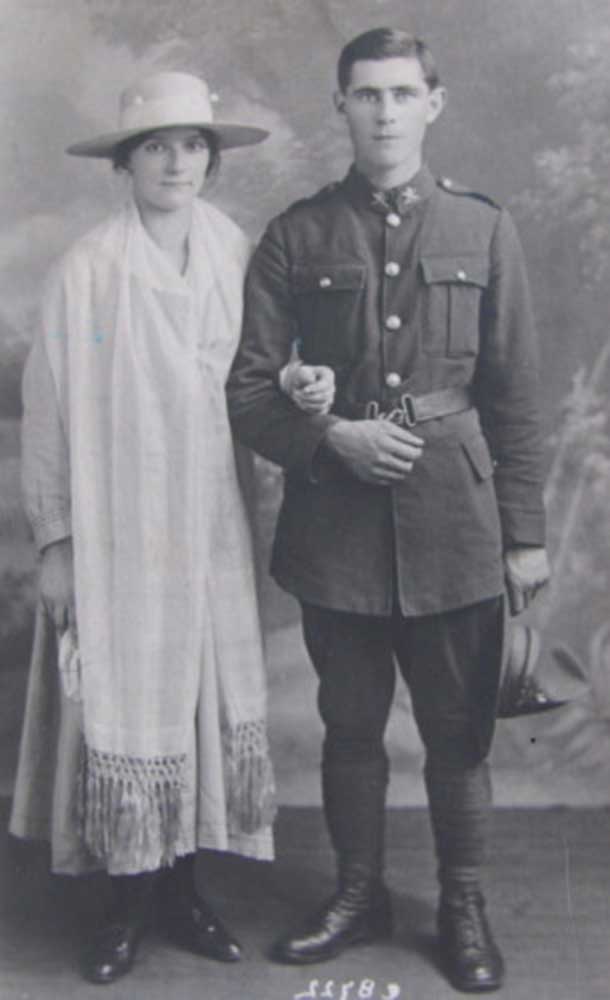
[319,276,332,288]
[384,261,400,277]
[385,212,401,228]
[385,315,402,331]
[385,372,401,388]
[456,269,467,281]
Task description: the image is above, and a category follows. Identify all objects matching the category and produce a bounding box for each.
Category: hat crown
[120,72,211,112]
[118,71,214,135]
[66,69,268,157]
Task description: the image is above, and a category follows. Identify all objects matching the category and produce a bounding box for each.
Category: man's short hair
[337,27,440,93]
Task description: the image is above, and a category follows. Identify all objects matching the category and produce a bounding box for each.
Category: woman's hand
[39,538,76,632]
[279,362,336,415]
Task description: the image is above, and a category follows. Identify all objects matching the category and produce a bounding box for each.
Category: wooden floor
[1,802,609,1000]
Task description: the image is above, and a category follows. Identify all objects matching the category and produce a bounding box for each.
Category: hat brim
[66,121,269,157]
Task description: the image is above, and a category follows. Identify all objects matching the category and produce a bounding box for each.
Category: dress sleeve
[21,316,71,553]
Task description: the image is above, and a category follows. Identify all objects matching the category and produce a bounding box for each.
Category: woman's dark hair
[337,28,440,93]
[112,127,221,181]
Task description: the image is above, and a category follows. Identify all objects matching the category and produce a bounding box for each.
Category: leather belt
[345,386,473,428]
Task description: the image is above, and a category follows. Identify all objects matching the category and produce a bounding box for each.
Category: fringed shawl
[39,198,275,872]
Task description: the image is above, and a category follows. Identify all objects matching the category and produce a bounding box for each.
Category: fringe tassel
[78,747,186,873]
[224,720,277,835]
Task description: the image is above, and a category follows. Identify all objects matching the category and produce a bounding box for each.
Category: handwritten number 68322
[293,980,401,999]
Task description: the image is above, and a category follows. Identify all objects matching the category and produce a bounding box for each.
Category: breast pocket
[291,262,366,365]
[420,255,489,358]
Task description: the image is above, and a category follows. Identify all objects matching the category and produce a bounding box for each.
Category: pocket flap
[291,263,366,293]
[462,434,495,481]
[421,255,490,288]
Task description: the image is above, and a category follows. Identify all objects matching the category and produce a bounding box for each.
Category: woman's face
[127,126,211,214]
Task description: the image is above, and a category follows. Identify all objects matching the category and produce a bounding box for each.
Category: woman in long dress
[9,70,332,985]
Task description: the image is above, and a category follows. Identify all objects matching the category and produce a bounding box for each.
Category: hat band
[119,95,215,135]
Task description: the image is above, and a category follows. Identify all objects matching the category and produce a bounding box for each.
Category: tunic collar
[344,163,436,216]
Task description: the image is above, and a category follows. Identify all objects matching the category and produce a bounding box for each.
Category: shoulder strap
[437,176,500,209]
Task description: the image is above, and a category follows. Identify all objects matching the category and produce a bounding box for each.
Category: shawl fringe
[224,721,277,835]
[79,746,186,873]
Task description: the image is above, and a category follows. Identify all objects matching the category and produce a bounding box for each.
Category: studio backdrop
[1,0,609,806]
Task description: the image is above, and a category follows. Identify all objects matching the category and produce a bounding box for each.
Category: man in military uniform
[227,27,550,993]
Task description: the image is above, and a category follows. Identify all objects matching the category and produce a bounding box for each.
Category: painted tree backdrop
[1,0,609,804]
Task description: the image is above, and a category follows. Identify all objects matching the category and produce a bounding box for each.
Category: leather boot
[425,761,503,990]
[160,854,242,962]
[81,872,156,985]
[271,864,392,964]
[272,759,391,964]
[322,759,388,879]
[438,888,504,993]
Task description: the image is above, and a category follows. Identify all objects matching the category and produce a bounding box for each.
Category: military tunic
[227,165,545,617]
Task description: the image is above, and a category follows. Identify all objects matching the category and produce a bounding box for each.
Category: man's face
[335,57,445,180]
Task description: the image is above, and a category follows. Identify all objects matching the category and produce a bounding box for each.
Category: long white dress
[10,198,275,874]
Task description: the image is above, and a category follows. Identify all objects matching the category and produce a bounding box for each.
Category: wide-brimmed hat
[66,71,268,158]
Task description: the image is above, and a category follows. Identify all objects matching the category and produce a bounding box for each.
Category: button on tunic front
[384,316,402,332]
[228,165,546,617]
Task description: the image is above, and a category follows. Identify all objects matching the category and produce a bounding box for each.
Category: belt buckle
[399,393,417,427]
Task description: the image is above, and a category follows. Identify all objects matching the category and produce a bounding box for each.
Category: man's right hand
[325,419,424,485]
[39,538,75,632]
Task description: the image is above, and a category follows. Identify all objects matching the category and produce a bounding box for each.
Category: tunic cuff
[31,510,72,553]
[499,505,546,549]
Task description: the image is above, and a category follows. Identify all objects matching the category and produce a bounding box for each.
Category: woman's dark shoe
[80,870,156,984]
[271,875,392,965]
[438,889,504,993]
[81,920,142,985]
[160,854,241,961]
[164,891,242,962]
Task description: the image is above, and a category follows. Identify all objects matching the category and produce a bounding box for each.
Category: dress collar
[344,164,436,216]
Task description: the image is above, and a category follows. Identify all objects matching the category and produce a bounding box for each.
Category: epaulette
[436,176,499,208]
[316,180,341,198]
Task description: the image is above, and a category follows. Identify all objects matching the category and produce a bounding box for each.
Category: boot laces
[449,892,489,954]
